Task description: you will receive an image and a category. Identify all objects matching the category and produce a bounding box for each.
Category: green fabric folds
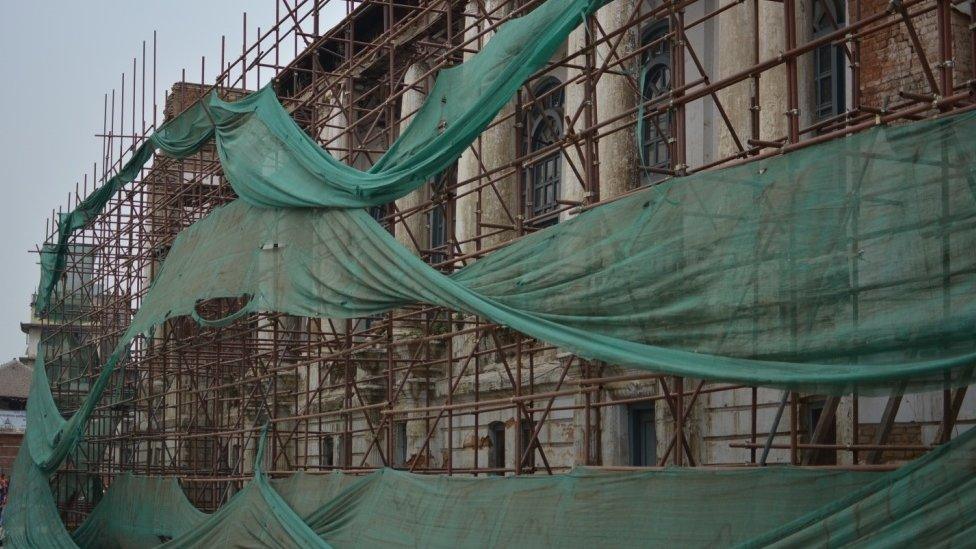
[126,109,976,394]
[35,101,214,314]
[211,0,604,209]
[72,474,207,548]
[742,419,976,547]
[158,427,331,549]
[12,415,976,547]
[269,471,357,520]
[35,0,603,314]
[17,0,976,540]
[25,340,123,475]
[58,427,976,547]
[3,444,77,549]
[305,467,877,547]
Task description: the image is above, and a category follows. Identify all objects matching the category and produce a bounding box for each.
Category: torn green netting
[25,337,125,475]
[125,109,976,395]
[36,0,604,314]
[12,108,976,547]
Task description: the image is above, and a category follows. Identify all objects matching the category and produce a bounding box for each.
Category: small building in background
[0,359,32,474]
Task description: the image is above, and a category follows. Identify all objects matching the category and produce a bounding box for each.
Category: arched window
[813,0,847,122]
[488,420,506,475]
[524,77,564,227]
[638,21,672,185]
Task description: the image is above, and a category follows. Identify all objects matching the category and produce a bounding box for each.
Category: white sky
[0,1,344,360]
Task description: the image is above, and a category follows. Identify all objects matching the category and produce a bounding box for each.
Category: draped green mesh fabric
[17,427,976,548]
[122,109,976,394]
[3,444,78,548]
[72,474,207,548]
[35,0,604,313]
[302,467,877,547]
[212,0,605,209]
[15,0,976,542]
[742,421,976,547]
[18,111,976,547]
[157,428,330,549]
[269,471,357,520]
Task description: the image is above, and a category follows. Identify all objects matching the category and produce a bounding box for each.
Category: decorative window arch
[638,21,672,185]
[524,77,564,226]
[813,0,847,122]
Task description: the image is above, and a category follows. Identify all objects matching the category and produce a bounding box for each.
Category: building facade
[31,0,976,517]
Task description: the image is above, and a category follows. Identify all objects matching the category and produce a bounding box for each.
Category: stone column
[595,0,640,200]
[559,25,588,220]
[559,1,640,212]
[715,0,757,159]
[683,0,718,169]
[319,90,350,163]
[757,0,813,141]
[456,0,518,256]
[394,61,431,254]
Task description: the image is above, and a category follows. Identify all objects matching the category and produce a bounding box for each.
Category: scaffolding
[32,0,976,525]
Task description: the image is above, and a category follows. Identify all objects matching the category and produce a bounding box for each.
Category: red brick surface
[0,432,24,474]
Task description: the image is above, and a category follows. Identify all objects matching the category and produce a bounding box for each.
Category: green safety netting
[3,443,78,548]
[269,471,357,520]
[15,107,976,547]
[19,425,976,548]
[742,417,976,547]
[72,474,207,548]
[36,0,605,314]
[156,427,331,548]
[15,0,976,541]
[121,108,976,395]
[304,466,879,547]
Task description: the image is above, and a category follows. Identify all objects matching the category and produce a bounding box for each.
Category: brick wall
[0,431,24,474]
[856,1,972,110]
[857,423,925,463]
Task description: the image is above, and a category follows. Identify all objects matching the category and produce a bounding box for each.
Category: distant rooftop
[0,359,32,400]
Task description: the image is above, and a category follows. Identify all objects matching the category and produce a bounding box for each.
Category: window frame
[523,77,564,227]
[637,20,673,186]
[488,420,506,475]
[812,0,848,123]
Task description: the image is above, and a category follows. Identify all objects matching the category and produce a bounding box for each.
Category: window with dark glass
[394,421,408,467]
[813,0,847,122]
[524,78,564,227]
[369,203,393,234]
[488,420,506,475]
[426,170,452,264]
[520,420,537,470]
[638,21,672,185]
[320,435,334,467]
[629,403,657,466]
[803,398,837,465]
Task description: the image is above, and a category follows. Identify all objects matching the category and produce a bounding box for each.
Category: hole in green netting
[191,295,253,326]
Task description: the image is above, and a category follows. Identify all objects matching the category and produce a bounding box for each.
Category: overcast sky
[0,2,344,361]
